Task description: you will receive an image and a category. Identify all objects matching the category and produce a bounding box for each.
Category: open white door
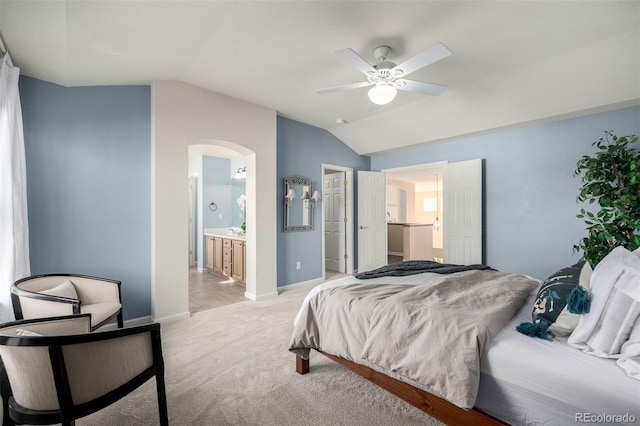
[357,171,387,272]
[443,159,483,265]
[324,172,346,272]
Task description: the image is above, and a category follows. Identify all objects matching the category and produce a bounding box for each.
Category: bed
[289,259,640,426]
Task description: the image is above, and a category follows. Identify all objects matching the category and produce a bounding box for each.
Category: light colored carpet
[70,284,441,425]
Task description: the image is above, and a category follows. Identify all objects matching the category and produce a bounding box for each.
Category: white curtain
[0,53,30,322]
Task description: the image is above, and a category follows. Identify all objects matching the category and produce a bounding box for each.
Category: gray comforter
[289,269,538,409]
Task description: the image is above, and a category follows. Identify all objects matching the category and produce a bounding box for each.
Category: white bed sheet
[478,290,640,425]
[295,273,640,425]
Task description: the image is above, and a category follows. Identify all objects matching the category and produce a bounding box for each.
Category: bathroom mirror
[284,176,313,232]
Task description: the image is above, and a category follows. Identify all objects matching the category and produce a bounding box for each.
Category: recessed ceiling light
[336,118,348,124]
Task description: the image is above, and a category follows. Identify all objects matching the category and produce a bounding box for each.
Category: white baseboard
[277,277,324,294]
[153,311,191,324]
[244,291,279,301]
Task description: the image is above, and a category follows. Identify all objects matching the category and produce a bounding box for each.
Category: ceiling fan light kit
[316,42,451,106]
[368,83,397,105]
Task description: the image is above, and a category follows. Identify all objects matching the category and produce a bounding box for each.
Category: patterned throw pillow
[517,261,592,340]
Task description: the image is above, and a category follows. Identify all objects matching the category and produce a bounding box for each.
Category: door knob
[359,226,367,230]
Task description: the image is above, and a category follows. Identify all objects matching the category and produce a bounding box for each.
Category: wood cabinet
[213,237,223,274]
[206,235,245,284]
[222,239,232,278]
[206,236,214,269]
[231,240,245,283]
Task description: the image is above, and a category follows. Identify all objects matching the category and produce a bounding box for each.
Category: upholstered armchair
[0,315,168,426]
[11,274,123,331]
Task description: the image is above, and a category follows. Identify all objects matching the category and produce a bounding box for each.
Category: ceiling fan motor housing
[373,45,392,62]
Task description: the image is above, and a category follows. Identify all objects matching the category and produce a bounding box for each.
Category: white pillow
[568,246,640,356]
[620,317,640,358]
[40,279,78,300]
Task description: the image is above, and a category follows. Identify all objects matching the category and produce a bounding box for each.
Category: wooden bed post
[295,355,309,374]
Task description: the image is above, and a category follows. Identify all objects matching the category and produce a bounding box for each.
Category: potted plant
[574,131,640,265]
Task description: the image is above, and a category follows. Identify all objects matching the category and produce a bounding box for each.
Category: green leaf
[576,131,640,265]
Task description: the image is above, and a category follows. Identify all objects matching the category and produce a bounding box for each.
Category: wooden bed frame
[296,350,506,426]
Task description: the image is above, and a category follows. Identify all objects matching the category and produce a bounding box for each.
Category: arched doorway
[151,80,278,323]
[188,141,250,313]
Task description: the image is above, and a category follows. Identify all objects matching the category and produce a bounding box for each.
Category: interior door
[357,171,387,272]
[324,172,346,273]
[443,159,483,265]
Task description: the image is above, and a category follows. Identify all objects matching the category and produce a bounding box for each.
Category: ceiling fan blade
[335,48,376,75]
[397,79,447,96]
[392,42,451,77]
[315,81,372,94]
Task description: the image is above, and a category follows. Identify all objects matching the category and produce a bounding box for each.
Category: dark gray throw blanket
[355,260,495,279]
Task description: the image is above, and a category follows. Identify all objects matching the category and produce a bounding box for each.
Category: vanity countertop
[204,228,246,242]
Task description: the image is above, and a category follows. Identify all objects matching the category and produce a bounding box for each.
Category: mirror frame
[284,176,313,232]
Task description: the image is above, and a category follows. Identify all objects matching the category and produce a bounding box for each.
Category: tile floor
[189,254,407,313]
[188,268,246,314]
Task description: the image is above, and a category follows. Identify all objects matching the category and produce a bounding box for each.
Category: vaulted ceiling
[1,1,638,155]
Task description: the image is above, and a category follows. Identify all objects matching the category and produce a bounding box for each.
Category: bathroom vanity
[204,229,246,283]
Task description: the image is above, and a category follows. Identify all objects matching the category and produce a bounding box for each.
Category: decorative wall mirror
[284,176,313,232]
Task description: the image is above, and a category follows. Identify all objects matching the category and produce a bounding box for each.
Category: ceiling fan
[316,43,451,106]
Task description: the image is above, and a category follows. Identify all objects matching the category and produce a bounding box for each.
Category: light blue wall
[202,156,232,230]
[19,76,151,320]
[371,106,640,280]
[277,116,371,287]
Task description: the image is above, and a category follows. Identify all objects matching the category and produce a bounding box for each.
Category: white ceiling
[1,1,639,155]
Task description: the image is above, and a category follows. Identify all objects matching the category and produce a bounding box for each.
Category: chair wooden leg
[152,330,168,426]
[156,374,169,426]
[0,358,15,426]
[117,311,124,328]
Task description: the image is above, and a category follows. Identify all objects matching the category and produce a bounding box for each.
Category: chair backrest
[11,274,123,329]
[0,316,165,425]
[0,316,92,412]
[13,276,71,293]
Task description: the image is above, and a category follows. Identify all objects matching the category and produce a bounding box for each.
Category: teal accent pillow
[517,261,591,340]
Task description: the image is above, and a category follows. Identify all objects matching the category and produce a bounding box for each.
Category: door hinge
[344,180,348,186]
[343,217,348,223]
[343,254,348,260]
